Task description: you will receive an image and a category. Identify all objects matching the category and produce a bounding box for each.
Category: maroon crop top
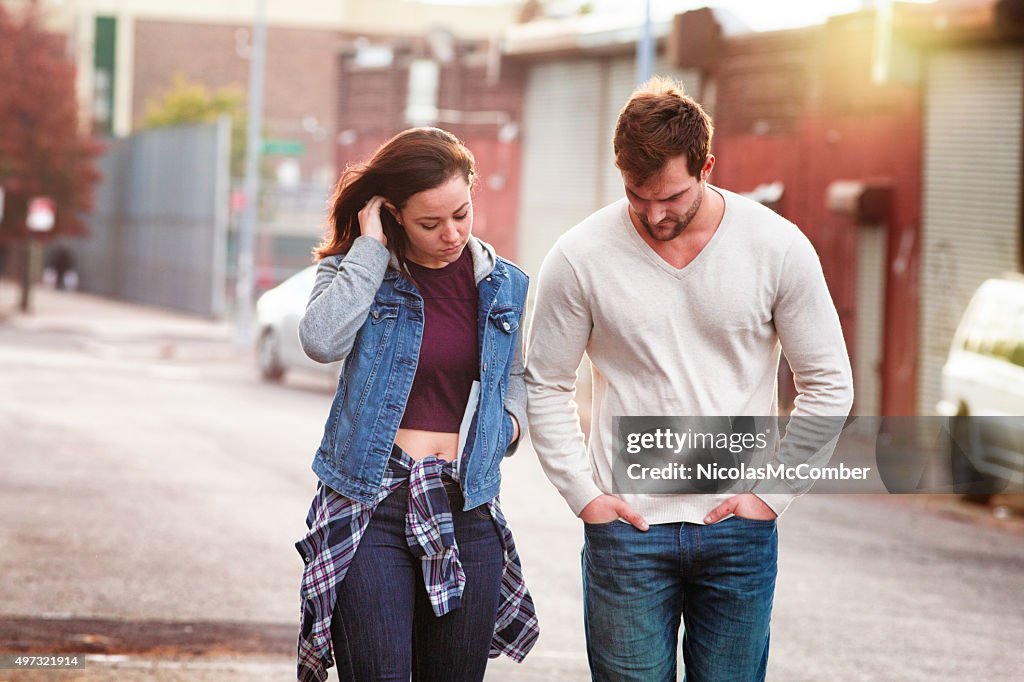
[399,248,480,432]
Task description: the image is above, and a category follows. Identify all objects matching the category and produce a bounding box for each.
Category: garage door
[918,46,1023,414]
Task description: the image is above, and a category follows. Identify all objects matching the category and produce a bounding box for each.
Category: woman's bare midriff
[395,428,460,461]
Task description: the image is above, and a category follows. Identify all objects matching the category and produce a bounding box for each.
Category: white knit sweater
[525,187,854,525]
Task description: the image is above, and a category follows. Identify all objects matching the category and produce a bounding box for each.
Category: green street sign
[261,138,306,156]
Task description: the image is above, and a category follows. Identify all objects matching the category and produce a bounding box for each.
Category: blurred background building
[2,0,1022,418]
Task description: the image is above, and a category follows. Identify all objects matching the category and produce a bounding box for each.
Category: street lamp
[636,0,654,85]
[235,0,266,344]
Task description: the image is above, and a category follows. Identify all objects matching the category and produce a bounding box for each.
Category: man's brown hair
[613,76,713,185]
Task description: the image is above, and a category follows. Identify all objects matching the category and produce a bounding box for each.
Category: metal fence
[75,119,231,317]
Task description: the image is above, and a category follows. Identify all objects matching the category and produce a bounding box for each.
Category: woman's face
[392,174,473,269]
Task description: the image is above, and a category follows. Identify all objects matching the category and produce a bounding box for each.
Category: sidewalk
[0,280,244,363]
[0,281,288,682]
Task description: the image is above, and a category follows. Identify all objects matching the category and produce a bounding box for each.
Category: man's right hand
[579,494,649,531]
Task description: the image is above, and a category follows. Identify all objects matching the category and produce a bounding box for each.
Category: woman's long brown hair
[314,127,476,274]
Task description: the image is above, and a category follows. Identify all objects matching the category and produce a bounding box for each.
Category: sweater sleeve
[754,231,854,512]
[525,244,605,516]
[774,232,854,419]
[298,236,391,364]
[503,327,528,456]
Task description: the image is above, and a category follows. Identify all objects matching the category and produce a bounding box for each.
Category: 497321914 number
[1,654,85,669]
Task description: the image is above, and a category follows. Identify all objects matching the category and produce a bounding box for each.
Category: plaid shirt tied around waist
[294,446,539,682]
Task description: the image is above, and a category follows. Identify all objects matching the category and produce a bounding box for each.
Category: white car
[937,276,1024,492]
[255,265,341,382]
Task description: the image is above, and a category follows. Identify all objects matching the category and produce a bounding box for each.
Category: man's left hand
[703,493,777,525]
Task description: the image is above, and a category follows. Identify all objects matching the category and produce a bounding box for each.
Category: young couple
[293,77,853,682]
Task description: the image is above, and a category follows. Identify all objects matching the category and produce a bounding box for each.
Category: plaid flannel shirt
[294,446,539,682]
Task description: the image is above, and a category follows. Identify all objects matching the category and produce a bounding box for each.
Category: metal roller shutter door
[518,60,605,277]
[519,57,702,276]
[918,47,1023,415]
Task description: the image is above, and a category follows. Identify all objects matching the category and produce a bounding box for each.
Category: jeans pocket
[729,514,777,526]
[583,518,623,530]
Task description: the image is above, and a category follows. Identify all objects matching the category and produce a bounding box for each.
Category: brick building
[683,8,923,416]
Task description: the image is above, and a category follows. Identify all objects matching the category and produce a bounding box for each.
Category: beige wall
[343,0,520,37]
[38,0,520,33]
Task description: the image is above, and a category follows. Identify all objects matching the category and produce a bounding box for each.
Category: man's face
[624,155,712,242]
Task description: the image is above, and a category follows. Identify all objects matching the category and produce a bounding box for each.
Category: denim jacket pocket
[486,307,521,384]
[369,301,400,324]
[489,307,521,335]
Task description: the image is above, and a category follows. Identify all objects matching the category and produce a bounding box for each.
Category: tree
[0,1,103,244]
[142,73,251,178]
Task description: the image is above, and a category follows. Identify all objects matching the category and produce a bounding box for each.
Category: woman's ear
[383,201,402,226]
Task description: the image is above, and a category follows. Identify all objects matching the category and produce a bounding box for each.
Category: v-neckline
[620,186,730,280]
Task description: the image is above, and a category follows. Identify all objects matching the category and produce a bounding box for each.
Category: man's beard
[639,185,704,242]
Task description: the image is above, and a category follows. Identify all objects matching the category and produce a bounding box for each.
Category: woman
[293,127,538,682]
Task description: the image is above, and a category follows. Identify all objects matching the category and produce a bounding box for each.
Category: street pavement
[1,281,1022,681]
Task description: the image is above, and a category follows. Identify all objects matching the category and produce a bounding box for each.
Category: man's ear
[701,154,716,181]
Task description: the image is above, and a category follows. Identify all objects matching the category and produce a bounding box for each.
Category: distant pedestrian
[46,245,78,290]
[526,76,854,681]
[294,127,537,682]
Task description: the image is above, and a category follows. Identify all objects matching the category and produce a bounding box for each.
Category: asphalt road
[1,284,1022,681]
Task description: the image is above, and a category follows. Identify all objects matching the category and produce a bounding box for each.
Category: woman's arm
[298,236,390,364]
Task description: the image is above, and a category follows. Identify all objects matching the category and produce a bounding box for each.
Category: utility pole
[236,0,266,344]
[636,0,654,85]
[21,197,55,313]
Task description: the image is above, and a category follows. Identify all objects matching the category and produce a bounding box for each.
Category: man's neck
[630,186,726,269]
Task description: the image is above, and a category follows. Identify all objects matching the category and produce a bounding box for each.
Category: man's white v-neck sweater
[525,188,854,525]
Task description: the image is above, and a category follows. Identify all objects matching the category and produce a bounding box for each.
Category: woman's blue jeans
[330,482,504,682]
[582,515,778,682]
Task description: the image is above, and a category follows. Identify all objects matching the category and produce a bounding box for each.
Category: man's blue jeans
[582,515,778,682]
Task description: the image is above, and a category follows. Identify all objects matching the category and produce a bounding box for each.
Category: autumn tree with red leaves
[0,1,103,251]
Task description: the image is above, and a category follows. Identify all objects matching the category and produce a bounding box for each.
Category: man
[525,76,854,681]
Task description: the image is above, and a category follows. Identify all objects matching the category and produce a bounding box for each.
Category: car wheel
[949,411,994,503]
[258,329,285,382]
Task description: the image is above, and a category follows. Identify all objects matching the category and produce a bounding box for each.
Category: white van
[937,276,1024,490]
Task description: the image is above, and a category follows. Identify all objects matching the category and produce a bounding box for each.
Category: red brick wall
[709,16,923,414]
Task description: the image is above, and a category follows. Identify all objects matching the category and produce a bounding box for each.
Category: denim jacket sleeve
[298,236,391,364]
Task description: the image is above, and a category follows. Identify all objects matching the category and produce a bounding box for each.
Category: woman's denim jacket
[298,236,528,510]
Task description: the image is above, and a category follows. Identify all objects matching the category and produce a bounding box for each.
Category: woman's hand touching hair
[357,196,390,247]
